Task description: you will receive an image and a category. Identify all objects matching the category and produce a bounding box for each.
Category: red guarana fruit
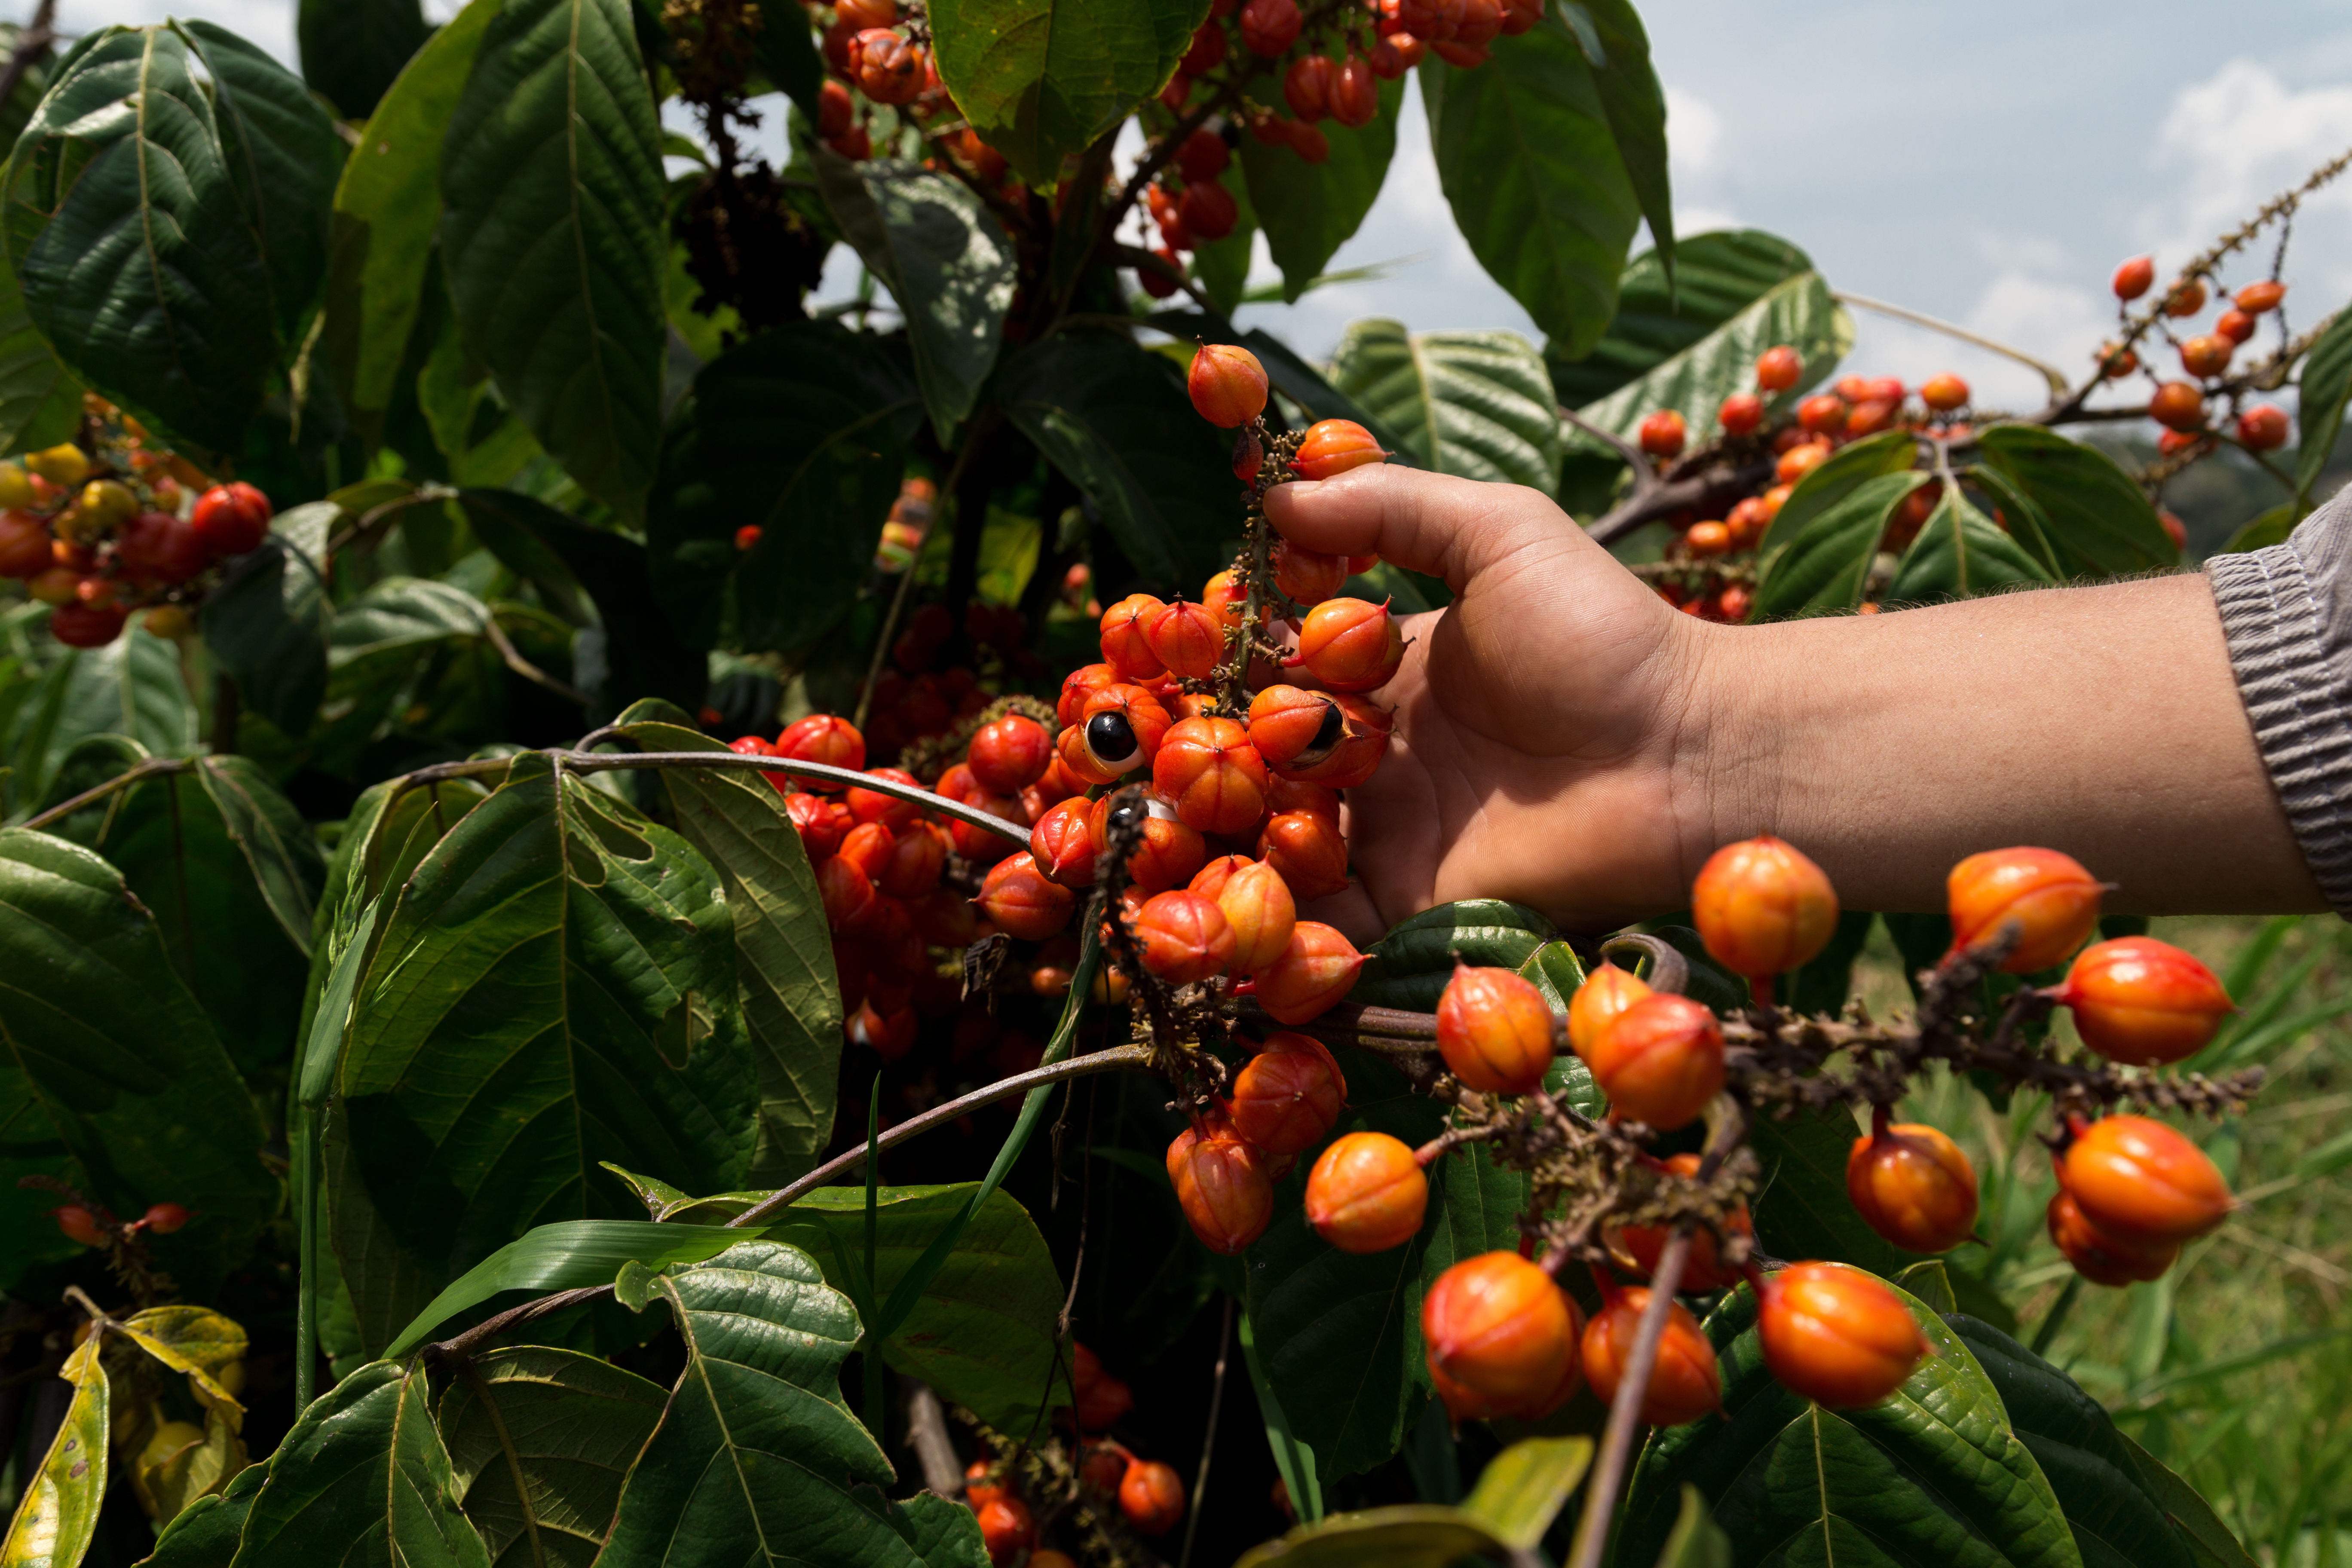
[141,1202,193,1235]
[2053,936,2233,1066]
[1638,409,1686,459]
[1582,993,1723,1130]
[1154,716,1270,836]
[1755,1262,1929,1407]
[1167,1122,1273,1253]
[976,854,1076,940]
[1120,1460,1187,1535]
[2112,255,2154,300]
[847,766,928,832]
[1944,846,2103,972]
[1289,419,1386,481]
[115,511,209,583]
[1718,392,1763,436]
[49,601,126,648]
[1271,539,1348,604]
[1435,965,1555,1095]
[1581,1285,1718,1424]
[2046,1189,2177,1286]
[1229,1032,1346,1153]
[1256,808,1348,900]
[1846,1119,1980,1254]
[1131,889,1236,983]
[191,481,272,558]
[1283,53,1336,120]
[1143,597,1225,680]
[1296,596,1403,692]
[1567,965,1651,1060]
[1421,1251,1579,1420]
[2164,278,2207,317]
[968,714,1053,793]
[974,1496,1034,1565]
[1099,593,1170,680]
[2149,382,2206,432]
[1330,53,1380,126]
[1253,921,1363,1020]
[1305,1131,1427,1252]
[1920,372,1969,412]
[0,511,49,578]
[1238,0,1302,54]
[2238,404,2290,450]
[1208,859,1295,971]
[1691,834,1839,992]
[775,714,866,788]
[2236,279,2286,314]
[52,1206,108,1247]
[1755,345,1802,391]
[2057,1114,2232,1248]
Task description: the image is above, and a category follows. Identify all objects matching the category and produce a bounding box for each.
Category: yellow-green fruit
[142,605,194,639]
[139,1420,205,1471]
[79,478,136,528]
[0,462,33,509]
[28,442,89,488]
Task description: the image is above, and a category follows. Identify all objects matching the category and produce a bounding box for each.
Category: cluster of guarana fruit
[0,398,276,649]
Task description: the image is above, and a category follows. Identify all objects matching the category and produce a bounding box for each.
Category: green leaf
[325,0,499,438]
[6,628,199,805]
[927,0,1207,190]
[180,20,347,346]
[1565,269,1848,456]
[1753,460,1923,619]
[115,1305,248,1404]
[438,1347,668,1568]
[1420,13,1640,359]
[1247,1048,1525,1480]
[1144,308,1412,456]
[229,1361,490,1568]
[644,323,920,652]
[779,1184,1062,1431]
[202,502,335,734]
[0,827,276,1293]
[440,0,665,518]
[1329,319,1562,490]
[2116,1434,2257,1568]
[1191,172,1257,315]
[3,25,279,455]
[1785,909,1875,1018]
[1571,0,1671,277]
[337,753,757,1300]
[2219,502,2295,556]
[299,0,432,120]
[1237,74,1403,301]
[613,712,841,1182]
[1972,424,2176,578]
[1945,1317,2196,1568]
[1232,1439,1596,1568]
[812,156,1015,444]
[0,241,82,456]
[384,1219,753,1357]
[1,1335,107,1568]
[141,1463,270,1568]
[1350,899,1555,1012]
[1458,1435,1592,1549]
[1887,479,2056,605]
[1653,1484,1733,1568]
[1745,1105,1910,1275]
[1241,1309,1323,1524]
[1548,229,1817,406]
[2297,305,2352,503]
[456,488,706,713]
[39,741,322,1072]
[1617,1274,2081,1568]
[997,328,1237,588]
[599,1240,991,1568]
[751,10,823,126]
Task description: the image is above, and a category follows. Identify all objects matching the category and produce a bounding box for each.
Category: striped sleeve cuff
[2207,496,2352,915]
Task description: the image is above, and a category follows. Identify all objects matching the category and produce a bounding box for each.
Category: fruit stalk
[1565,1228,1689,1568]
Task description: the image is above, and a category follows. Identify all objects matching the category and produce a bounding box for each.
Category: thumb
[1261,466,1595,593]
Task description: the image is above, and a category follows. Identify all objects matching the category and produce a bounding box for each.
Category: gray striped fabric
[2208,487,2352,914]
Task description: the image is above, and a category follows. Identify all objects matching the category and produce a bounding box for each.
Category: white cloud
[2141,60,2352,300]
[1665,85,1722,175]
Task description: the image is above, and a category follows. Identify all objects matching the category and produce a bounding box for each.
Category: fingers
[1261,465,1591,592]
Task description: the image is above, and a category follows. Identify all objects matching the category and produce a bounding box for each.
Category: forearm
[1684,572,2326,915]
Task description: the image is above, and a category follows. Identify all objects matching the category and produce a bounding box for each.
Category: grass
[1862,914,2352,1562]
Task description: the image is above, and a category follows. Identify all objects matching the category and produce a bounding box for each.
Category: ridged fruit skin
[2055,937,2233,1066]
[2057,1115,2231,1247]
[1755,1262,1929,1408]
[1580,1289,1719,1425]
[1188,344,1269,428]
[1435,965,1555,1095]
[1257,809,1348,900]
[1297,597,1403,692]
[1167,1124,1274,1253]
[1152,716,1270,836]
[1029,797,1097,888]
[1290,419,1387,481]
[1945,846,2103,972]
[1305,1131,1427,1252]
[1567,965,1652,1060]
[1691,835,1839,981]
[1616,1152,1749,1292]
[1245,684,1338,770]
[1132,889,1235,983]
[1253,921,1363,1021]
[2046,1190,2178,1286]
[1582,993,1724,1130]
[1099,594,1169,679]
[1271,694,1391,787]
[1229,1033,1346,1154]
[1213,860,1296,972]
[1421,1251,1580,1419]
[976,854,1076,940]
[1119,1459,1187,1534]
[968,715,1052,793]
[775,714,866,787]
[1845,1122,1979,1254]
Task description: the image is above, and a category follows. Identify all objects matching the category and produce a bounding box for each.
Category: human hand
[1263,464,1714,937]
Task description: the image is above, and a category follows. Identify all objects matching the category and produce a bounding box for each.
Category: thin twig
[479,614,588,705]
[21,756,192,831]
[1178,1295,1236,1568]
[902,1377,965,1496]
[1834,291,2070,396]
[0,0,56,118]
[1566,1231,1688,1568]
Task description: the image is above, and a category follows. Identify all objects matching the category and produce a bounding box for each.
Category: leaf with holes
[439,0,664,518]
[438,1347,668,1568]
[598,1240,990,1568]
[1329,320,1561,490]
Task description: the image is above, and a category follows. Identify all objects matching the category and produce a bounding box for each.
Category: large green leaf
[1420,13,1641,359]
[2115,1435,2256,1568]
[456,488,706,713]
[599,1240,990,1568]
[645,323,920,652]
[1236,1436,1592,1567]
[778,1184,1063,1432]
[1549,229,1816,406]
[927,0,1205,190]
[1616,1274,2081,1568]
[996,328,1236,588]
[2295,305,2352,504]
[1,1335,107,1568]
[1349,899,1555,1011]
[1569,0,1670,283]
[1237,74,1403,301]
[1247,1048,1527,1480]
[0,241,81,456]
[1752,459,1923,619]
[1329,320,1562,490]
[201,501,335,734]
[613,712,840,1182]
[1566,271,1849,456]
[230,1361,490,1568]
[4,627,198,808]
[300,0,433,120]
[440,0,664,518]
[337,753,757,1292]
[181,20,347,345]
[143,1462,270,1568]
[438,1347,668,1568]
[1945,1317,2196,1568]
[1971,424,2176,578]
[384,1219,753,1357]
[326,0,499,438]
[1887,480,2055,605]
[0,828,276,1292]
[3,25,278,454]
[813,155,1015,444]
[39,740,322,1072]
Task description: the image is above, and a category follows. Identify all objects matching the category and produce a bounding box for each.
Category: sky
[17,0,2352,410]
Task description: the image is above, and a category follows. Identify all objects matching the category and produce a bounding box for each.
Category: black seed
[1300,699,1345,760]
[1086,710,1140,768]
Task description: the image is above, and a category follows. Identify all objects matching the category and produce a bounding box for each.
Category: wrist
[1657,613,1791,910]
